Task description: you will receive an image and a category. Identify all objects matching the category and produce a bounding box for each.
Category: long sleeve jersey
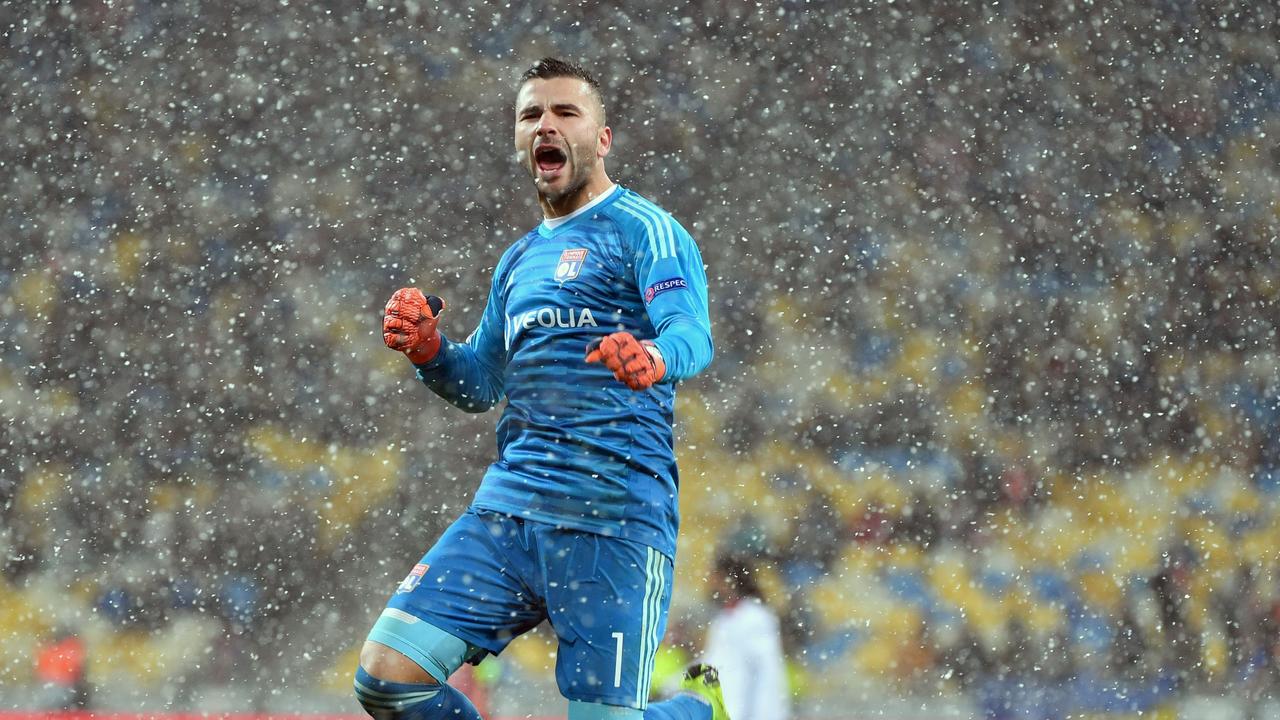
[412,185,713,557]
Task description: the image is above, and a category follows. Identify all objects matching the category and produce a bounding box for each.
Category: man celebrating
[356,58,727,720]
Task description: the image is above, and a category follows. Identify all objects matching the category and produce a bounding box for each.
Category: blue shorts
[370,509,674,709]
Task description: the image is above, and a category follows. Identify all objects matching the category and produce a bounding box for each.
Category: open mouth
[534,145,567,175]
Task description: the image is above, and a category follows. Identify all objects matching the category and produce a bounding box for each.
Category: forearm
[652,316,714,382]
[413,334,504,412]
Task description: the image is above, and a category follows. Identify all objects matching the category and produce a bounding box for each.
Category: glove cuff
[405,332,442,364]
[641,340,666,382]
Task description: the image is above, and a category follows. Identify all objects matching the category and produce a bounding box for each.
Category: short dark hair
[519,57,606,122]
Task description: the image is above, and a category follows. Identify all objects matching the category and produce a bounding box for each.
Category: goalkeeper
[355,58,726,720]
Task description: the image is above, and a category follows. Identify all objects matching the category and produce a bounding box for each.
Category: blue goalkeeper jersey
[412,185,713,558]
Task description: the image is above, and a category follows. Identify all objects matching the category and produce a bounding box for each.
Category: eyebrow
[518,102,586,116]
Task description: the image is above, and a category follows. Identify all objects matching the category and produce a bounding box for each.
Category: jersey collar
[538,184,622,236]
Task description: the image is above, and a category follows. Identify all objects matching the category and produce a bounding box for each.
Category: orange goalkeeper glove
[383,288,445,364]
[585,332,666,390]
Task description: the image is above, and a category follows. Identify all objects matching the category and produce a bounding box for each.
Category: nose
[535,112,559,137]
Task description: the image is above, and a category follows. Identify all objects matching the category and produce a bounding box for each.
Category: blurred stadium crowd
[3,0,1280,715]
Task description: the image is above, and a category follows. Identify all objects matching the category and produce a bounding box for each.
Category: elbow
[458,387,503,413]
[468,381,506,413]
[432,378,503,413]
[690,325,714,376]
[460,398,497,414]
[669,326,713,382]
[655,318,714,381]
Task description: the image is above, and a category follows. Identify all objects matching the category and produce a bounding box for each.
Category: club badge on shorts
[554,248,588,282]
[397,563,429,593]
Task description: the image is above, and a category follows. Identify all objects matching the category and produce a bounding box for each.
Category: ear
[597,125,613,159]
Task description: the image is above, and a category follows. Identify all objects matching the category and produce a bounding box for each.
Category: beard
[534,144,594,206]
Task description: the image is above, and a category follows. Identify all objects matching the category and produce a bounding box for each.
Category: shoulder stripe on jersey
[618,195,676,259]
[614,199,664,259]
[622,193,680,257]
[617,195,677,260]
[632,195,678,259]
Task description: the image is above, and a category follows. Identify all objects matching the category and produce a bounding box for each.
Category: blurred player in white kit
[703,553,791,720]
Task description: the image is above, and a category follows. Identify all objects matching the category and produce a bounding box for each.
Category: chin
[539,179,583,205]
[535,181,564,203]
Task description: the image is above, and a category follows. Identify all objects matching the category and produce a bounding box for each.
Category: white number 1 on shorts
[611,631,624,687]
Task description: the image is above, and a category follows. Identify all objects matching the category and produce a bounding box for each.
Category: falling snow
[2,1,1280,717]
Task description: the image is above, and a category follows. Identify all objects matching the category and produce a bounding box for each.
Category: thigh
[378,510,545,665]
[543,531,673,710]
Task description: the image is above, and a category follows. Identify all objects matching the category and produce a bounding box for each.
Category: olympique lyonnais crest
[397,563,429,593]
[554,248,588,282]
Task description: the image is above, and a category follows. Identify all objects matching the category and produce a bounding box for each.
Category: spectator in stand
[36,629,90,710]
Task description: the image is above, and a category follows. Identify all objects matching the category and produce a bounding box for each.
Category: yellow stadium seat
[13,268,56,322]
[111,232,147,284]
[90,630,152,683]
[1078,570,1123,612]
[504,627,558,677]
[323,646,362,692]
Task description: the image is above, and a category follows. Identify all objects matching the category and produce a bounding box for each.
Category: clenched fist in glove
[585,332,666,390]
[383,288,445,364]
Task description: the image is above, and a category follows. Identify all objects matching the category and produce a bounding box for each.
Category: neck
[540,172,614,219]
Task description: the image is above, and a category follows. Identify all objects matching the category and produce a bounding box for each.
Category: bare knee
[360,640,438,685]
